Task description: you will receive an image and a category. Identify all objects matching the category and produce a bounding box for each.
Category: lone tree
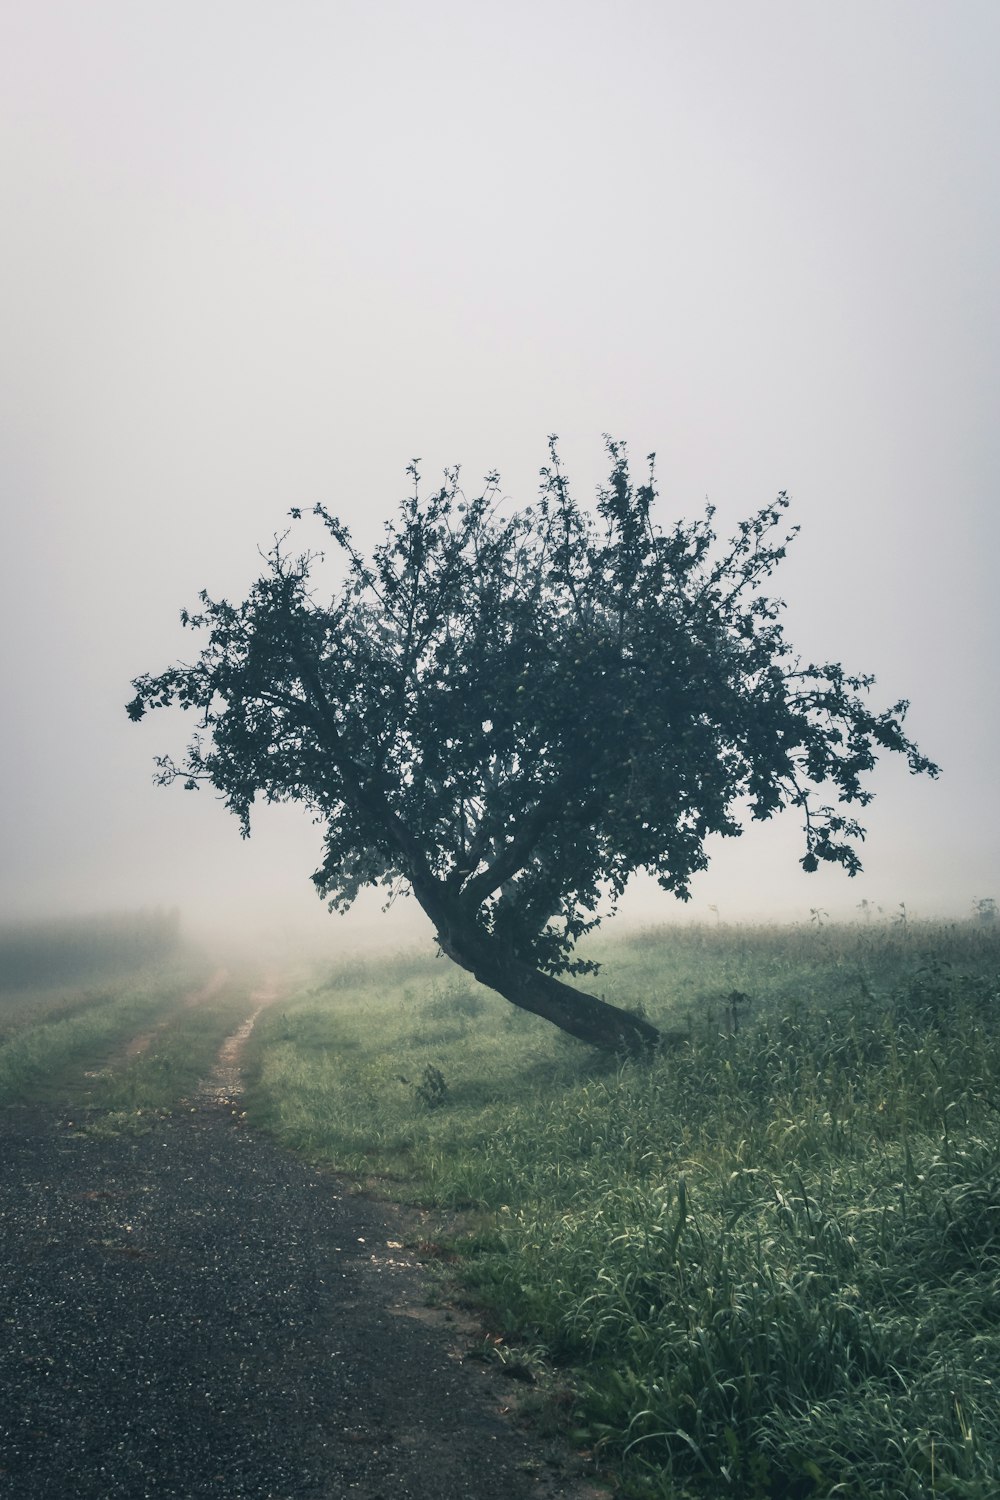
[127,441,938,1053]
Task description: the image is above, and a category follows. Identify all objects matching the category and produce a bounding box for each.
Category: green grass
[85,972,257,1115]
[0,961,210,1107]
[6,918,996,1494]
[0,981,115,1046]
[244,919,1000,1499]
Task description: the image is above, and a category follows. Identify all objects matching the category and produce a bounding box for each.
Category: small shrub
[415,1063,449,1110]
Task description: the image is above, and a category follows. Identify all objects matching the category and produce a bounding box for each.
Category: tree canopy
[127,440,938,1051]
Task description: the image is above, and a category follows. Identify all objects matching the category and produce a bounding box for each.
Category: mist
[2,1,998,952]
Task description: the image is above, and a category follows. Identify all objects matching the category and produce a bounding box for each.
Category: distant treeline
[0,910,182,991]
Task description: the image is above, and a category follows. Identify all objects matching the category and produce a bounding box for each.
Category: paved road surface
[0,1102,593,1500]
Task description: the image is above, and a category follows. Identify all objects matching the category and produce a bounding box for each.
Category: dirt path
[79,971,232,1090]
[188,980,279,1109]
[122,970,232,1064]
[0,995,604,1500]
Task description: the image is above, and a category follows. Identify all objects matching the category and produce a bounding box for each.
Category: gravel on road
[0,1101,598,1500]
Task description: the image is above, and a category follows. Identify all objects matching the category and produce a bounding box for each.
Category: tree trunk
[434,921,663,1056]
[406,876,666,1054]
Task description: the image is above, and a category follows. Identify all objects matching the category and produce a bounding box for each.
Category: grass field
[0,914,250,1115]
[243,918,1000,1500]
[4,912,998,1496]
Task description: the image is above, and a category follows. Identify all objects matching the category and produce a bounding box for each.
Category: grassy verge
[0,982,120,1047]
[0,963,208,1107]
[245,921,1000,1499]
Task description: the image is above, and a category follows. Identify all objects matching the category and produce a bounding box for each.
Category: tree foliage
[128,440,938,1050]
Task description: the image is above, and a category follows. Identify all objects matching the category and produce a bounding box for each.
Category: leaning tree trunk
[404,875,669,1054]
[433,918,663,1055]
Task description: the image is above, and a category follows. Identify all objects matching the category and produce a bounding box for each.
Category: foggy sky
[2,1,998,946]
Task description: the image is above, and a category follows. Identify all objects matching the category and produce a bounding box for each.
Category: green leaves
[128,438,938,977]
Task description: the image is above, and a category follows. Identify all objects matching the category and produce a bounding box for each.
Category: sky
[1,0,998,949]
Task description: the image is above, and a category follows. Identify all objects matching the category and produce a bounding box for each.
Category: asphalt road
[0,1102,592,1500]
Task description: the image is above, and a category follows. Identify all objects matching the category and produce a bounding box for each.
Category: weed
[415,1064,450,1110]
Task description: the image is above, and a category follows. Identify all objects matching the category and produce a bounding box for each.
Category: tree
[127,440,938,1053]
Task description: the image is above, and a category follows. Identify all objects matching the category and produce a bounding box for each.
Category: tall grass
[246,920,1000,1498]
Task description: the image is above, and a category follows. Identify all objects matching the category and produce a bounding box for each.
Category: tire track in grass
[106,969,231,1069]
[1,973,205,1110]
[77,973,276,1123]
[70,970,231,1115]
[187,979,280,1110]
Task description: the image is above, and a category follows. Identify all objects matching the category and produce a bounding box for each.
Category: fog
[2,1,997,952]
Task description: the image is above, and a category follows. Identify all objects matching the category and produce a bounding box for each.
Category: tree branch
[459,774,588,910]
[287,646,443,903]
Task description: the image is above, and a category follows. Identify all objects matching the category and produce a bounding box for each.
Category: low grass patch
[247,920,1000,1498]
[85,972,259,1115]
[0,962,209,1107]
[0,982,116,1047]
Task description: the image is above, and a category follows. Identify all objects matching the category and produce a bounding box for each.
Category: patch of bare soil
[188,981,280,1110]
[0,1001,607,1500]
